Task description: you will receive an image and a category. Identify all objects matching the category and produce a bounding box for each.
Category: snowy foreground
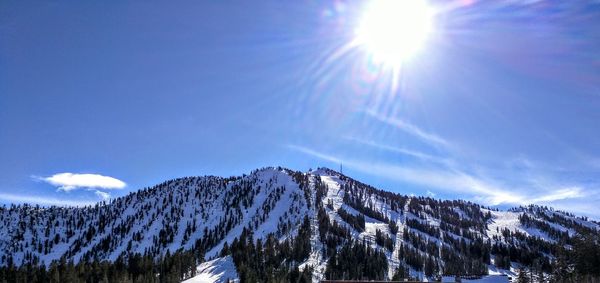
[182,256,239,283]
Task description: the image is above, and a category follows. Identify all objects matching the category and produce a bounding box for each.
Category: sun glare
[355,0,434,67]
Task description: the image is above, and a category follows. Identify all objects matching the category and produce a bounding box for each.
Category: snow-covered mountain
[1,167,598,282]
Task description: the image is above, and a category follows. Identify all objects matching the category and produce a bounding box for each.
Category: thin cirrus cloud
[288,144,589,209]
[34,173,126,192]
[530,187,585,203]
[364,110,451,150]
[355,112,593,208]
[344,137,454,167]
[356,140,591,206]
[288,144,509,203]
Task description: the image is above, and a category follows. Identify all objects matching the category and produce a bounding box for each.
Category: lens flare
[355,0,434,68]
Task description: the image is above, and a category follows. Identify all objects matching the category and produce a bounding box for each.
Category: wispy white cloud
[346,115,595,208]
[34,173,126,191]
[289,145,587,206]
[94,190,110,201]
[365,110,451,149]
[353,161,525,205]
[0,193,96,207]
[287,145,342,164]
[531,187,585,203]
[293,108,595,214]
[345,137,453,166]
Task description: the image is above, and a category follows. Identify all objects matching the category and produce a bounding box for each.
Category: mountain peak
[1,167,598,282]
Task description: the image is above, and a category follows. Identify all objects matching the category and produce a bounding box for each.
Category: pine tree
[517,267,529,283]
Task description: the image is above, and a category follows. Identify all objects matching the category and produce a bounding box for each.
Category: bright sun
[355,0,434,67]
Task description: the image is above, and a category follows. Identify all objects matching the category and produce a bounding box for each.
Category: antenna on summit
[340,162,343,174]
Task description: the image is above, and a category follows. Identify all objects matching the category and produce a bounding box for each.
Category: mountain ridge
[1,166,598,282]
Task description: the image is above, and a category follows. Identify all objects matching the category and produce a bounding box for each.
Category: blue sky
[1,0,599,218]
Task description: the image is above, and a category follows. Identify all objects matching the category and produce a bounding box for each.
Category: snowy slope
[0,166,597,283]
[0,167,311,267]
[183,256,238,283]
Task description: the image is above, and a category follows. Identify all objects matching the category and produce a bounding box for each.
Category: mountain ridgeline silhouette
[0,167,599,282]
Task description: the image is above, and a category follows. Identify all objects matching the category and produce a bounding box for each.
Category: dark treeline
[374,229,394,252]
[325,240,388,281]
[519,213,571,244]
[549,231,600,282]
[316,176,389,281]
[341,179,401,235]
[221,216,313,283]
[342,186,390,223]
[337,207,365,232]
[0,248,201,283]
